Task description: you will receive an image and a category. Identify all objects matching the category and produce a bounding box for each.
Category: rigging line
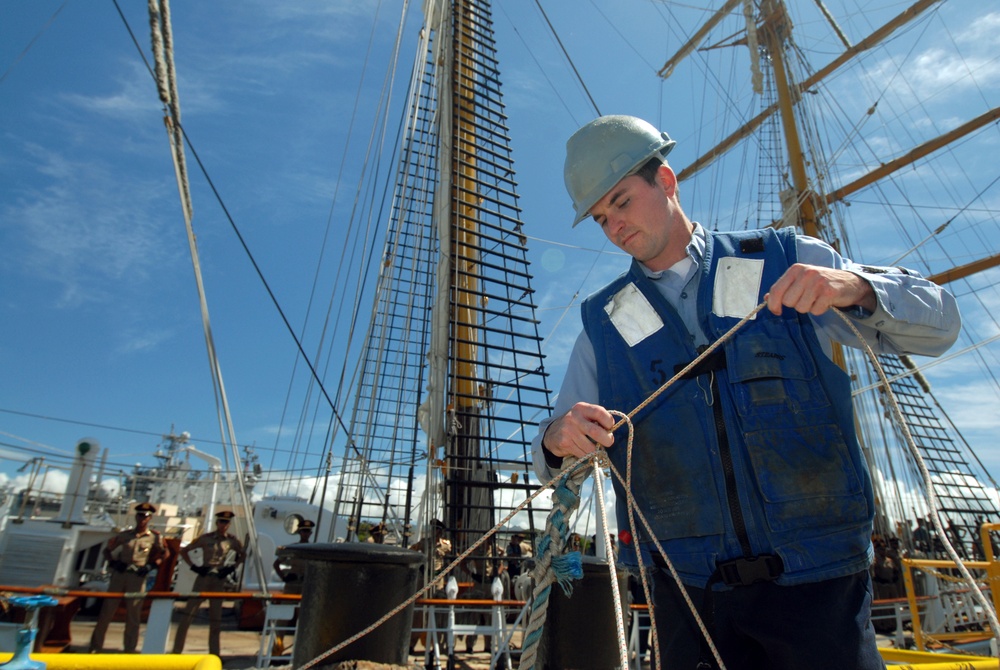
[840,319,1000,645]
[533,0,601,117]
[0,407,170,442]
[115,0,363,465]
[322,12,417,459]
[326,2,435,531]
[169,125,359,452]
[586,0,658,72]
[889,169,1000,266]
[591,462,630,669]
[812,0,851,49]
[937,16,1000,111]
[521,232,627,255]
[0,432,74,456]
[281,0,400,492]
[496,4,577,124]
[0,1,68,85]
[852,330,1000,395]
[148,0,273,593]
[321,0,411,411]
[930,387,1000,492]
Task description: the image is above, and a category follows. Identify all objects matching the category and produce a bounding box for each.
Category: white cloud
[955,12,1000,48]
[3,143,174,309]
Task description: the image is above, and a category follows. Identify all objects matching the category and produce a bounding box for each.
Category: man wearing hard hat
[533,115,960,669]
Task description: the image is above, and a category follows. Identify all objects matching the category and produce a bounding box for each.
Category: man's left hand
[766,264,875,316]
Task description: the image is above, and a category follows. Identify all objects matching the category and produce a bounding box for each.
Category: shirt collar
[637,222,706,281]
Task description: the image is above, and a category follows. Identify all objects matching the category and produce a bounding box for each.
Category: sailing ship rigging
[654,0,1000,552]
[3,3,1000,658]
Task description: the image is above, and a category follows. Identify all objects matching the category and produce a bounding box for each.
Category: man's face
[588,167,684,272]
[136,512,152,526]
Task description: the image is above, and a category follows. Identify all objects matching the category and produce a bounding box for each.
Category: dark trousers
[650,568,886,670]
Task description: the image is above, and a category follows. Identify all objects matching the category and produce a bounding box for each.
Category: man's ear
[657,164,677,197]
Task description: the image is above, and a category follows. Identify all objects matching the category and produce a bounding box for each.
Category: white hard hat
[564,115,676,226]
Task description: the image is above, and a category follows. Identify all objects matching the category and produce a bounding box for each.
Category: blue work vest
[582,228,874,587]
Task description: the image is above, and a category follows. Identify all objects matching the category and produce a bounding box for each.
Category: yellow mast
[453,0,480,406]
[758,0,821,239]
[673,0,942,185]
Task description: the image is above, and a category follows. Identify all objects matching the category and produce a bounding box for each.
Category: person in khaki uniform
[270,518,314,654]
[172,510,245,656]
[272,519,314,595]
[89,502,167,653]
[408,519,452,655]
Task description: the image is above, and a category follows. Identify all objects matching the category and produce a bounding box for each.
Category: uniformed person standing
[89,502,167,653]
[272,519,314,595]
[408,519,452,655]
[172,510,246,656]
[270,518,314,655]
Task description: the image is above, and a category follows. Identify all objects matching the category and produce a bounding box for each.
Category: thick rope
[833,312,1000,652]
[517,461,589,670]
[592,458,631,669]
[519,306,767,670]
[605,303,997,670]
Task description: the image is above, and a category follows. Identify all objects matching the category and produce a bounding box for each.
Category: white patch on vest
[604,282,664,346]
[713,257,763,319]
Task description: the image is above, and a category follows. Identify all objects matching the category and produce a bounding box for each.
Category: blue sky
[2,1,999,517]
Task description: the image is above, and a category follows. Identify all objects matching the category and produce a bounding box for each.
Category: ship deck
[63,604,514,670]
[50,599,904,670]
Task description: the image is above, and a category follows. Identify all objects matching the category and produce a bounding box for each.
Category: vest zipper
[709,373,753,558]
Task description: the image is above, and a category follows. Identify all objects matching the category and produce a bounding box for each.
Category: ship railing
[870,595,934,648]
[412,598,657,669]
[901,521,1000,653]
[627,603,651,670]
[0,584,300,654]
[412,597,526,669]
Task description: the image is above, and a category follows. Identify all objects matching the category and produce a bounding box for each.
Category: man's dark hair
[633,157,665,185]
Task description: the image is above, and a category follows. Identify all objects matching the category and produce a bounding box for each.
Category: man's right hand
[542,402,615,459]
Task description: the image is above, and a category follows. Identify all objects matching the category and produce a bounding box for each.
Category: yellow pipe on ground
[0,653,221,670]
[880,647,997,668]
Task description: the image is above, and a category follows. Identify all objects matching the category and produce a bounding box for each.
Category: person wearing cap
[408,519,453,655]
[269,518,314,654]
[172,510,246,656]
[89,502,167,653]
[504,532,531,579]
[533,115,960,669]
[272,519,314,594]
[366,522,387,544]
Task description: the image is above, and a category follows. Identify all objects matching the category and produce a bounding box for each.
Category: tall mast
[447,0,492,545]
[328,0,552,552]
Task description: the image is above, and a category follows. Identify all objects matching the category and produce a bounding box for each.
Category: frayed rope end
[550,551,584,596]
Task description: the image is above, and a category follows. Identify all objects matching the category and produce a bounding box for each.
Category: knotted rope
[517,461,588,670]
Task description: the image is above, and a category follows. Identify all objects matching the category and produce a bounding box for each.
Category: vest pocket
[744,423,869,533]
[726,318,831,417]
[622,406,727,541]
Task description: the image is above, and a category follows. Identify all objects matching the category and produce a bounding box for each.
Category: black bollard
[281,542,424,669]
[539,555,629,670]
